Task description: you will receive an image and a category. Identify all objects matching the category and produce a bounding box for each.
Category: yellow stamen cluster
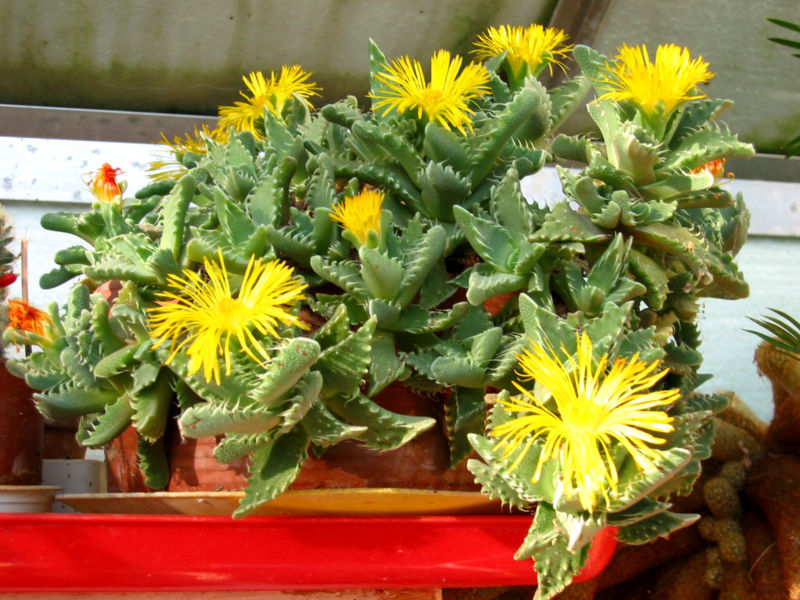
[598,44,713,117]
[372,50,490,134]
[148,249,308,385]
[217,66,320,135]
[473,24,572,78]
[329,189,385,245]
[491,332,677,512]
[148,125,228,181]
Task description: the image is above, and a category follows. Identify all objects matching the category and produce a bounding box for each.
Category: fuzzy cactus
[749,309,800,454]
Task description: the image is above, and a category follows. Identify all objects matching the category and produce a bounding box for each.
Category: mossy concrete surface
[0,0,552,113]
[0,0,797,154]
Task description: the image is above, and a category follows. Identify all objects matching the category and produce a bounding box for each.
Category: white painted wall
[0,136,157,306]
[1,137,797,424]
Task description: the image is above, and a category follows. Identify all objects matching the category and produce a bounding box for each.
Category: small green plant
[747,307,800,356]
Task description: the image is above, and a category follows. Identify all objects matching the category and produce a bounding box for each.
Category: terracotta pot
[104,423,250,493]
[0,365,43,485]
[483,291,517,316]
[106,383,479,493]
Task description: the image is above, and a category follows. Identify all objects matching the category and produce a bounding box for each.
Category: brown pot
[43,418,87,460]
[0,364,43,485]
[106,383,479,493]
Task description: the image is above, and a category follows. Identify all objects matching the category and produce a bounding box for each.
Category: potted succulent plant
[5,23,755,597]
[0,207,41,484]
[0,205,61,511]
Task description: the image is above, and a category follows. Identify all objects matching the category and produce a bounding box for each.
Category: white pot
[0,485,60,513]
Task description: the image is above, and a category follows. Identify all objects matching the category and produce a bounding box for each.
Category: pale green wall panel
[699,236,800,422]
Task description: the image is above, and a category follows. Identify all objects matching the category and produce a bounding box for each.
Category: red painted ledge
[0,514,617,592]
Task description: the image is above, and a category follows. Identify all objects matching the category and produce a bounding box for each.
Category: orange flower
[7,299,51,336]
[88,163,123,202]
[692,158,728,182]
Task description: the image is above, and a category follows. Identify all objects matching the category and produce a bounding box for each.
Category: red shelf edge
[0,514,617,592]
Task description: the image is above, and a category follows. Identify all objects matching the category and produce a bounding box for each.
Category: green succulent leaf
[34,387,117,421]
[158,174,195,262]
[234,427,310,518]
[549,75,592,130]
[137,436,170,490]
[466,264,527,306]
[131,368,173,442]
[396,224,448,307]
[367,331,406,396]
[250,338,322,405]
[615,510,699,545]
[467,456,527,510]
[469,84,549,186]
[468,433,557,505]
[607,496,672,527]
[367,39,392,113]
[659,128,754,174]
[94,343,144,378]
[314,318,376,398]
[423,122,471,173]
[670,99,733,145]
[609,447,692,512]
[179,399,282,438]
[628,249,669,310]
[81,394,135,447]
[275,371,324,434]
[213,431,276,463]
[39,265,80,289]
[532,202,609,243]
[359,246,404,300]
[419,161,473,221]
[453,206,517,271]
[640,171,715,200]
[310,256,369,298]
[572,45,610,94]
[326,391,435,451]
[301,399,368,448]
[445,386,486,467]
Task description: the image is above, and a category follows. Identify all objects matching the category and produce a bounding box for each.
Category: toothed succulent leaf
[325,391,435,451]
[234,428,310,518]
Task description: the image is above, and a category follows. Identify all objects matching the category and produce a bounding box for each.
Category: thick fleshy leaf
[234,428,310,518]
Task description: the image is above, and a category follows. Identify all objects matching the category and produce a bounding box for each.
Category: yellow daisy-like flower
[372,50,490,134]
[148,249,308,385]
[147,124,229,181]
[473,24,572,79]
[217,66,320,135]
[491,332,678,513]
[598,44,713,118]
[329,189,384,245]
